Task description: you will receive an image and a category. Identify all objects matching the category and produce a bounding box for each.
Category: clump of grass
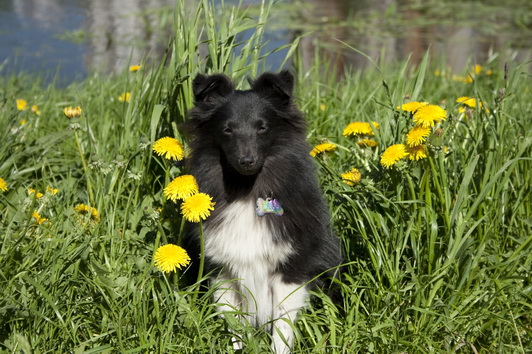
[302,52,531,352]
[1,1,531,353]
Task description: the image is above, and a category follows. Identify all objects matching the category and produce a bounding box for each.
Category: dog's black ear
[192,73,234,103]
[251,70,294,105]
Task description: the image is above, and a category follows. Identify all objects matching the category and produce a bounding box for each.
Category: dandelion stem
[405,173,417,208]
[74,131,94,204]
[196,220,205,285]
[191,220,206,304]
[173,269,178,288]
[177,217,186,246]
[428,155,450,230]
[424,169,435,272]
[161,159,172,210]
[157,223,168,245]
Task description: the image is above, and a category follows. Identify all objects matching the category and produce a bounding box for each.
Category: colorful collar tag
[256,198,284,216]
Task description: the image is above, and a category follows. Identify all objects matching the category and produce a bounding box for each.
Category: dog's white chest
[205,200,298,330]
[204,200,293,268]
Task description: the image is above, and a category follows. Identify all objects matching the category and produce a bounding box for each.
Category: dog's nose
[239,156,256,169]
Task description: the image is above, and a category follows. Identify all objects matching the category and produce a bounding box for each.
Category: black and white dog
[183,71,341,353]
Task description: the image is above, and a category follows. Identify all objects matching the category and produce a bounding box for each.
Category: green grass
[1,1,531,353]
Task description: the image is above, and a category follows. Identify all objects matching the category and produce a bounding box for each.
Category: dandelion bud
[341,168,362,186]
[16,99,28,111]
[32,210,48,224]
[64,106,82,119]
[118,92,131,103]
[434,127,443,137]
[31,105,41,115]
[0,177,8,192]
[310,143,336,157]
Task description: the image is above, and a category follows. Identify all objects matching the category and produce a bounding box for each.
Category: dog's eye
[223,127,233,135]
[257,126,268,134]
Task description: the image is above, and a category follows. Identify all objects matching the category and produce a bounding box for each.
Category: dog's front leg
[213,271,244,350]
[270,280,309,354]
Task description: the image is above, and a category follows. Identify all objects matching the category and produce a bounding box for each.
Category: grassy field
[1,1,531,353]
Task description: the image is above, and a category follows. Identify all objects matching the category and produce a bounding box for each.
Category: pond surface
[0,0,178,86]
[0,0,89,85]
[0,0,530,86]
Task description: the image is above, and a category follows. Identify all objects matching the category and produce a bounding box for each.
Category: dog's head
[186,71,304,176]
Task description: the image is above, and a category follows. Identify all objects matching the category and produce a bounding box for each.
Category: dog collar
[256,197,284,216]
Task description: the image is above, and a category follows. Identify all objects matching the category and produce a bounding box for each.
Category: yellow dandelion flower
[319,104,326,111]
[164,175,199,202]
[341,168,362,186]
[0,178,7,192]
[16,99,28,111]
[380,144,408,168]
[31,105,41,115]
[152,137,185,161]
[406,145,428,161]
[20,119,27,126]
[485,69,493,76]
[456,96,477,108]
[343,122,369,136]
[32,210,48,224]
[343,122,379,137]
[396,101,428,113]
[74,203,100,222]
[406,126,431,147]
[357,139,378,148]
[118,92,131,103]
[473,64,483,75]
[464,75,474,84]
[153,244,191,273]
[310,143,336,157]
[46,186,59,195]
[129,65,141,72]
[413,105,447,128]
[28,188,44,199]
[64,106,82,118]
[181,193,215,223]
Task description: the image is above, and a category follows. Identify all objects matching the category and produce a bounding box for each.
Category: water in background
[0,0,530,86]
[0,0,89,85]
[0,0,176,86]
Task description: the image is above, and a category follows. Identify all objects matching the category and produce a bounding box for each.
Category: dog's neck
[221,163,259,202]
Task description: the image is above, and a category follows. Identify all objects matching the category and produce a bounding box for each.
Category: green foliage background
[1,1,530,352]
